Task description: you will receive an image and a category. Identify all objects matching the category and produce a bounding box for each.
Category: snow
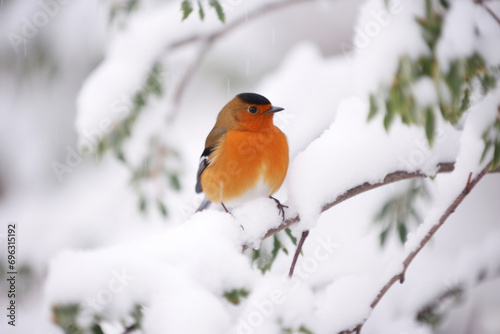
[353,0,427,96]
[44,211,254,334]
[76,4,181,150]
[436,0,477,72]
[233,197,291,248]
[258,42,356,158]
[411,77,439,107]
[315,274,376,333]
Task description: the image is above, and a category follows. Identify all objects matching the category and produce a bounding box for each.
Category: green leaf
[425,107,435,146]
[126,0,139,13]
[116,150,126,163]
[397,222,408,244]
[417,309,443,329]
[493,141,500,170]
[157,199,168,217]
[132,305,143,321]
[134,93,146,109]
[417,56,434,77]
[252,248,260,260]
[380,227,390,246]
[91,324,105,334]
[298,325,315,334]
[384,100,395,131]
[210,0,225,23]
[368,94,378,121]
[252,235,285,273]
[270,234,282,263]
[224,288,249,305]
[439,0,449,9]
[139,196,147,213]
[181,0,193,20]
[375,201,393,222]
[446,60,464,106]
[459,88,470,113]
[481,73,497,94]
[198,0,205,20]
[97,139,107,158]
[170,174,181,191]
[285,228,297,246]
[52,305,83,334]
[480,140,492,164]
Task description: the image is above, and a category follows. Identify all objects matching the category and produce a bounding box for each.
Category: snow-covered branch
[338,162,493,333]
[261,162,455,243]
[261,162,499,243]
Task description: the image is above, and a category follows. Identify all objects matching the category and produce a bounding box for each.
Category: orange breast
[200,126,289,206]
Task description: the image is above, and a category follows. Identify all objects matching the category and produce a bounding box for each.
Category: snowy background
[0,0,500,333]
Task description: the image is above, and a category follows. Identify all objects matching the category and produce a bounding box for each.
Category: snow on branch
[261,162,455,242]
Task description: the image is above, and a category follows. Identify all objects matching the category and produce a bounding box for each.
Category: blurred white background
[0,0,499,333]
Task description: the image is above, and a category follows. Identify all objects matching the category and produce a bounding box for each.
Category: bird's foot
[269,196,288,221]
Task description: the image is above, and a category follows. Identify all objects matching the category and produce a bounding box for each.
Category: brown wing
[195,127,226,193]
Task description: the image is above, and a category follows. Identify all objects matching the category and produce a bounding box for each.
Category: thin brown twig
[474,0,500,26]
[288,230,309,277]
[122,324,137,334]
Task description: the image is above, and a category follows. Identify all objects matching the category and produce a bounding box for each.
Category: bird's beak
[265,106,284,114]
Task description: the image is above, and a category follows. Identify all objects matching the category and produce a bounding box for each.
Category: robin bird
[195,93,289,219]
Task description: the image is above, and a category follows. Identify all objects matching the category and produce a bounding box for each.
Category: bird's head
[216,93,284,131]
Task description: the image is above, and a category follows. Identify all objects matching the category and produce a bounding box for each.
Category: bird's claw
[269,196,288,221]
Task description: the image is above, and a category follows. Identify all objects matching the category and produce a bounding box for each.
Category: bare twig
[474,0,500,26]
[288,230,309,277]
[122,324,137,334]
[338,162,493,334]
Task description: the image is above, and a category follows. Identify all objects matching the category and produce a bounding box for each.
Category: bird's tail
[196,197,212,212]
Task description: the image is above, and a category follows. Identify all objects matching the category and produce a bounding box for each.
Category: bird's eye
[248,106,258,114]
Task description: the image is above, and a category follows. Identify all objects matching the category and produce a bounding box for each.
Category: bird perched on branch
[195,93,289,219]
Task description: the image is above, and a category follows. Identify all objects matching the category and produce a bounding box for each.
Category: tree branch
[165,0,315,123]
[122,323,137,334]
[474,0,500,26]
[288,230,309,277]
[169,0,313,50]
[339,162,493,334]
